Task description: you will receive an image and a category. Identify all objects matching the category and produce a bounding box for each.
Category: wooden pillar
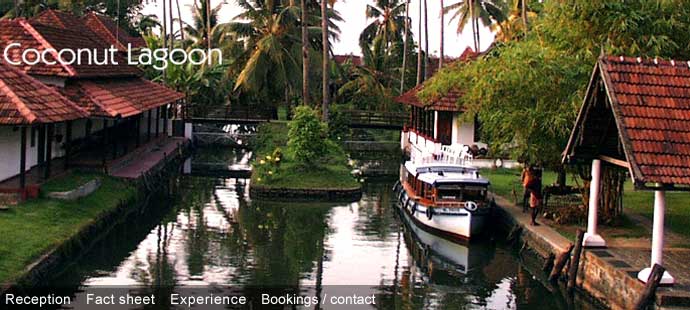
[135,114,141,147]
[44,123,54,180]
[19,126,27,190]
[102,120,109,166]
[155,107,160,138]
[163,104,169,136]
[123,119,129,154]
[638,189,675,285]
[147,110,152,142]
[583,159,606,247]
[64,121,72,170]
[37,125,45,165]
[112,118,119,159]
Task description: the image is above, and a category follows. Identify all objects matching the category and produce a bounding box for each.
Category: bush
[288,106,328,164]
[328,104,352,141]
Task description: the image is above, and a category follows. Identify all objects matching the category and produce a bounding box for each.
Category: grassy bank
[251,122,360,189]
[0,175,136,284]
[481,168,690,239]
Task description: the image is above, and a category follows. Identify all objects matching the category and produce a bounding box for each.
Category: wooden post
[112,118,119,159]
[543,252,556,272]
[634,264,666,310]
[19,126,27,190]
[44,123,54,179]
[155,107,160,138]
[135,114,141,148]
[64,121,72,170]
[37,125,45,165]
[549,243,574,282]
[568,229,586,292]
[102,120,109,166]
[147,110,152,142]
[163,104,169,136]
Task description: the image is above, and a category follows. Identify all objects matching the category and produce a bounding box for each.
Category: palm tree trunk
[439,0,444,69]
[168,0,174,50]
[176,0,185,42]
[521,0,528,33]
[162,0,167,51]
[400,0,410,94]
[206,0,212,50]
[423,0,429,79]
[469,0,477,52]
[416,0,423,85]
[321,0,329,122]
[13,0,18,17]
[302,0,310,106]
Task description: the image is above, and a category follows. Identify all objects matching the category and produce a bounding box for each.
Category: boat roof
[405,161,479,175]
[405,161,490,187]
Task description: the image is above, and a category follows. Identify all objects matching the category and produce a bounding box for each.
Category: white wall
[452,113,476,146]
[0,127,23,182]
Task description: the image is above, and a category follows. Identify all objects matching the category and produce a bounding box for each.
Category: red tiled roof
[83,13,147,50]
[395,48,480,112]
[0,20,68,76]
[0,62,87,125]
[33,10,147,51]
[566,55,690,186]
[62,78,184,118]
[0,19,141,78]
[333,55,363,66]
[601,56,690,185]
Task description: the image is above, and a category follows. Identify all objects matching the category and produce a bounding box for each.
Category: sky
[141,0,495,57]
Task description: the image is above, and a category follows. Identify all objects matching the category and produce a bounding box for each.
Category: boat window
[436,186,487,201]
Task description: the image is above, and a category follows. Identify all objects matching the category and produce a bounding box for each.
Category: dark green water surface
[33,148,600,310]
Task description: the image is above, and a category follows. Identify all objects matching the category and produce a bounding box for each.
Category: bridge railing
[344,110,407,129]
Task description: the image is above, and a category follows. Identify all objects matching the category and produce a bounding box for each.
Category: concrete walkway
[492,193,690,309]
[109,137,186,179]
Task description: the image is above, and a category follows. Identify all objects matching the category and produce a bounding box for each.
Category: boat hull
[394,182,490,242]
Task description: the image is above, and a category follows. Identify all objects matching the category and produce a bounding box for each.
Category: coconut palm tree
[399,0,410,93]
[491,0,535,42]
[301,0,310,106]
[359,0,407,52]
[423,0,429,79]
[443,0,506,52]
[181,0,230,49]
[416,0,423,85]
[229,1,301,96]
[439,0,444,69]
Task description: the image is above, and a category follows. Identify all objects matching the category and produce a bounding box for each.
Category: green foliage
[287,106,328,164]
[251,122,359,189]
[421,0,690,168]
[327,104,352,141]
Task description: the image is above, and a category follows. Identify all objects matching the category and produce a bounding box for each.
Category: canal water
[35,148,599,309]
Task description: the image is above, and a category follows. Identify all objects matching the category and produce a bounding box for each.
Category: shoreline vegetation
[250,119,360,196]
[0,175,136,285]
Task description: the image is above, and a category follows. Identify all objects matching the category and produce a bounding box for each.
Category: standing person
[527,165,543,225]
[521,164,532,212]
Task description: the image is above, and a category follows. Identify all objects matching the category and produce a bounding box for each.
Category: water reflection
[31,148,598,309]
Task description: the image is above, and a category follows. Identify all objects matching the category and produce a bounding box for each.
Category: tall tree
[176,0,185,41]
[322,0,329,122]
[423,0,429,79]
[206,0,211,50]
[439,0,444,69]
[301,0,310,106]
[416,0,423,85]
[400,0,410,93]
[443,0,506,52]
[359,0,407,51]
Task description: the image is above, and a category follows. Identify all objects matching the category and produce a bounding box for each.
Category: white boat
[394,151,494,242]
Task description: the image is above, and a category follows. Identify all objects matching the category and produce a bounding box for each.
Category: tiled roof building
[565,55,690,188]
[0,61,86,124]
